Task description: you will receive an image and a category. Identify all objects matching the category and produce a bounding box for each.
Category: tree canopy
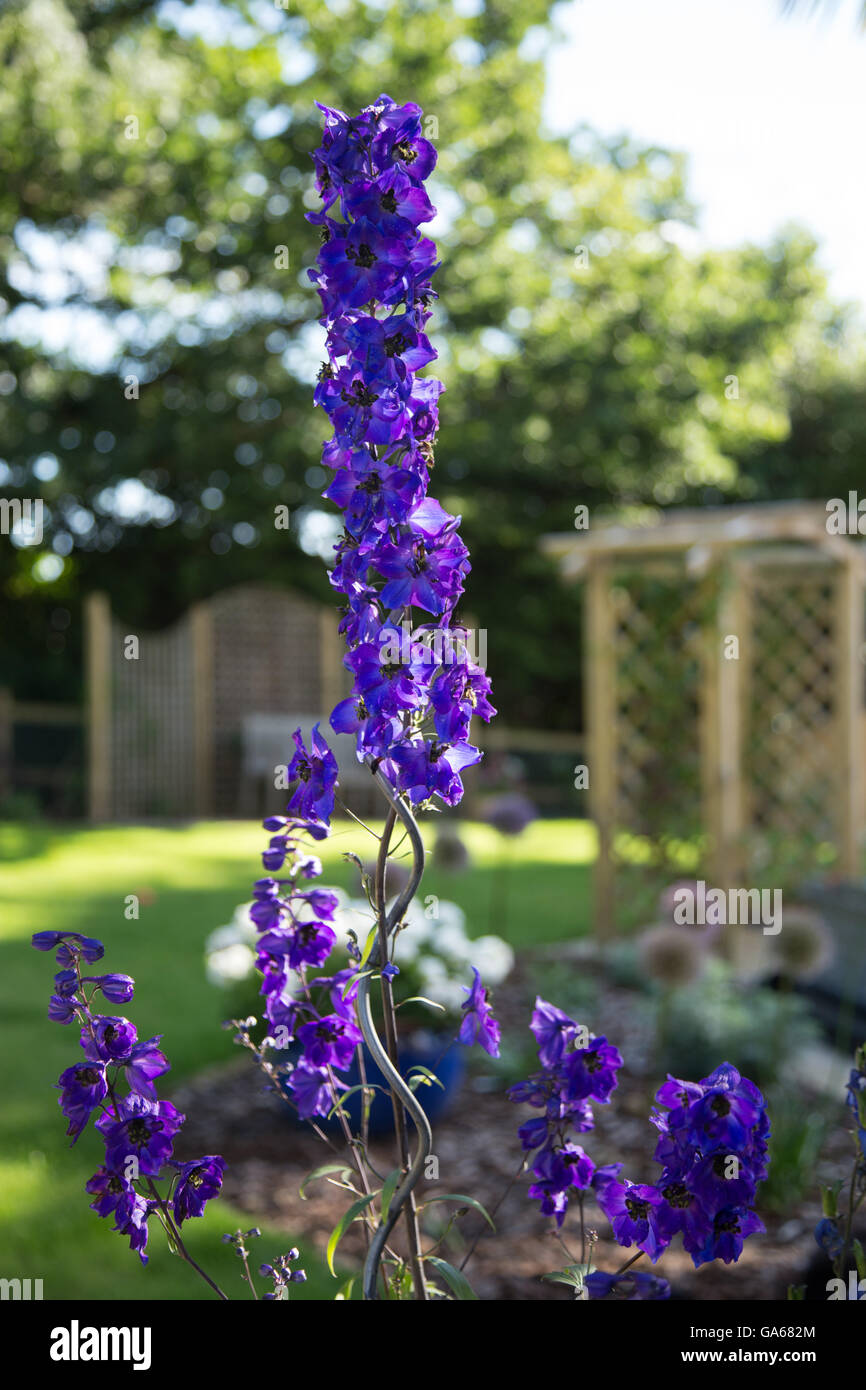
[1,0,862,726]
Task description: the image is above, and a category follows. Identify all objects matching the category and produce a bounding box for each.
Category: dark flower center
[662,1183,691,1209]
[359,474,381,493]
[188,1169,204,1188]
[342,380,379,408]
[380,190,397,212]
[715,1212,740,1235]
[127,1119,152,1146]
[385,333,407,357]
[78,1067,101,1086]
[711,1096,731,1116]
[354,242,377,268]
[395,140,416,164]
[297,758,312,782]
[625,1197,649,1220]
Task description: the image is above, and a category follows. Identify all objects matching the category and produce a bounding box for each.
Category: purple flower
[484,793,536,837]
[297,1013,362,1070]
[125,1037,171,1101]
[118,1194,151,1265]
[289,1061,334,1120]
[287,725,339,825]
[562,1036,624,1104]
[81,1015,138,1064]
[529,998,578,1068]
[687,1207,765,1267]
[457,967,501,1057]
[32,931,104,965]
[86,1166,138,1225]
[56,1062,108,1142]
[390,737,481,806]
[97,1095,184,1177]
[172,1156,226,1224]
[585,1270,670,1301]
[86,974,135,1004]
[48,994,79,1024]
[596,1180,668,1262]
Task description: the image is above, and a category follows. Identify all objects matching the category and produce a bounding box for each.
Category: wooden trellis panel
[588,559,707,931]
[738,552,854,879]
[86,586,344,820]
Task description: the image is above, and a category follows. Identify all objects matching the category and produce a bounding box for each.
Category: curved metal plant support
[355,767,432,1300]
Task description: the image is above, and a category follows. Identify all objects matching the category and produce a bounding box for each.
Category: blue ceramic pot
[283,1033,465,1136]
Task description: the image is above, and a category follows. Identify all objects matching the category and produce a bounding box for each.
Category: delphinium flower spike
[32,931,227,1297]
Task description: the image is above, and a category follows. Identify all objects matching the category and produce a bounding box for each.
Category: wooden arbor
[543,503,866,936]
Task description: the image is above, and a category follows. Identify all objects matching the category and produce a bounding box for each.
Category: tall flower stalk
[248,94,496,1299]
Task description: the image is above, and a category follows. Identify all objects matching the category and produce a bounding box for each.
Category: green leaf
[335,1276,357,1301]
[395,995,446,1012]
[406,1063,444,1091]
[326,1083,382,1121]
[341,968,373,1000]
[326,1193,376,1276]
[421,1192,496,1230]
[425,1255,478,1300]
[299,1162,353,1200]
[380,1167,402,1220]
[542,1262,593,1289]
[358,923,379,970]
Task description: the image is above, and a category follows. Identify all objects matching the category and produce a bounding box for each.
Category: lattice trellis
[741,558,841,877]
[544,505,866,935]
[85,585,345,821]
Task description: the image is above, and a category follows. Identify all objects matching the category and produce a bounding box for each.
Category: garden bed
[171,949,856,1301]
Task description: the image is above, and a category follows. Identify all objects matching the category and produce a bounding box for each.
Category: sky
[545,0,866,312]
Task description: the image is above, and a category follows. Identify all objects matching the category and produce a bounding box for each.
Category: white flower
[206,942,256,988]
[468,935,515,986]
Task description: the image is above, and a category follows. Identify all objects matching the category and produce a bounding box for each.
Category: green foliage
[1,0,863,729]
[657,956,822,1088]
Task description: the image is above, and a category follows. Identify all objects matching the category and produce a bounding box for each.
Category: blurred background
[2,0,866,1300]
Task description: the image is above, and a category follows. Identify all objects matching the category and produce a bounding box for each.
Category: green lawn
[0,816,594,1300]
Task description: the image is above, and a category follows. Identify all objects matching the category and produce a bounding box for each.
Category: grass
[0,816,594,1300]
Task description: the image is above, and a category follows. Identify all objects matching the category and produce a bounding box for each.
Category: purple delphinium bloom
[585,1270,671,1301]
[172,1156,226,1224]
[32,930,225,1272]
[529,997,579,1068]
[97,1095,185,1177]
[457,967,501,1057]
[297,1013,362,1071]
[289,1061,334,1120]
[86,974,135,1004]
[287,725,339,824]
[33,931,105,964]
[596,1180,667,1262]
[57,1061,108,1142]
[81,1015,138,1064]
[562,1036,624,1105]
[687,1207,765,1267]
[86,1166,139,1224]
[484,792,537,837]
[300,94,491,818]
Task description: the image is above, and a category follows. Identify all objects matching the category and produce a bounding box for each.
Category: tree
[0,0,860,732]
